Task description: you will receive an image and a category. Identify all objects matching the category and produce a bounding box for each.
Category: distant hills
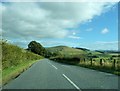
[74,47,90,51]
[46,46,93,58]
[95,50,120,53]
[46,46,87,54]
[26,41,119,59]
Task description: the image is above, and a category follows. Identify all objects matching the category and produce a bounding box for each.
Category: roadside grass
[79,59,120,76]
[2,60,41,85]
[51,57,120,76]
[1,40,44,85]
[2,41,43,69]
[77,63,120,76]
[78,57,120,75]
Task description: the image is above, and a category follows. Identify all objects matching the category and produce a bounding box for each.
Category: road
[2,59,119,90]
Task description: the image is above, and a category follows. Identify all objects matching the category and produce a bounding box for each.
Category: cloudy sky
[1,2,118,50]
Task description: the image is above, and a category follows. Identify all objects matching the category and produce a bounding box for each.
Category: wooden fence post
[113,59,116,69]
[90,58,92,66]
[100,59,103,66]
[84,58,85,63]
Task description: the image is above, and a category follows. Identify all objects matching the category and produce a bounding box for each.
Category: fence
[79,58,120,71]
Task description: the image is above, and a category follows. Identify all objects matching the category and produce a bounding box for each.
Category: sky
[0,2,119,50]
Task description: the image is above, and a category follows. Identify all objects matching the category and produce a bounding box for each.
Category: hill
[75,47,90,51]
[46,45,87,58]
[46,45,112,61]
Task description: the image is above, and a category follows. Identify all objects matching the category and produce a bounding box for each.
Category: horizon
[1,2,118,50]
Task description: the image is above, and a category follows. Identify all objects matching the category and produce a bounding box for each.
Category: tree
[28,41,46,56]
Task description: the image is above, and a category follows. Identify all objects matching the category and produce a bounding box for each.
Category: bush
[51,57,80,65]
[28,41,47,56]
[2,41,42,69]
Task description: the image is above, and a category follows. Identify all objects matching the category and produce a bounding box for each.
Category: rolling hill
[46,46,88,58]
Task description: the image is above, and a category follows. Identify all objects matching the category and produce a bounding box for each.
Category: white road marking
[61,65,69,67]
[47,61,52,65]
[62,74,81,91]
[105,73,113,76]
[99,72,105,74]
[91,70,95,71]
[51,65,58,69]
[47,61,58,69]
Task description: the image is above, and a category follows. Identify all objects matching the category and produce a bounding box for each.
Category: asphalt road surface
[3,59,119,90]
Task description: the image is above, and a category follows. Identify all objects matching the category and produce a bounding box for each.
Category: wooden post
[100,59,103,66]
[113,59,116,69]
[84,58,85,63]
[79,58,81,63]
[90,58,92,66]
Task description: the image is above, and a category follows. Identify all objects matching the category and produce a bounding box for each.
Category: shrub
[2,41,42,69]
[28,41,47,56]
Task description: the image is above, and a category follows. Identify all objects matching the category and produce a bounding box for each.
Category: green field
[47,45,120,75]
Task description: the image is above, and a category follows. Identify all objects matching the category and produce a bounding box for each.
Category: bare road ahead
[3,59,119,90]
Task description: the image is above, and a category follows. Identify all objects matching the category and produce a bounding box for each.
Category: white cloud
[86,28,93,32]
[96,41,118,44]
[68,35,82,39]
[1,0,119,2]
[1,2,116,47]
[80,41,118,50]
[101,28,109,34]
[94,41,118,50]
[72,32,76,35]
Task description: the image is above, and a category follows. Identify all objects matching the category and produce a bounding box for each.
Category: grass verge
[51,59,120,76]
[2,60,40,85]
[77,64,120,76]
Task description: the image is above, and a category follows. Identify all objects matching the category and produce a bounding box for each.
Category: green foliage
[28,41,47,56]
[2,41,42,69]
[51,57,80,65]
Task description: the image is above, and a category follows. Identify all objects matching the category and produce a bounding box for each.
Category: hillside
[46,46,88,58]
[46,45,112,59]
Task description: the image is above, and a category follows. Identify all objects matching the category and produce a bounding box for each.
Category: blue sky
[1,2,118,50]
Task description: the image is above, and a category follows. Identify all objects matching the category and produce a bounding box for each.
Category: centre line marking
[52,65,58,69]
[62,74,81,91]
[61,65,69,67]
[47,61,58,69]
[48,61,52,65]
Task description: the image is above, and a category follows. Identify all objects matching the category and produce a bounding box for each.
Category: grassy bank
[2,60,40,85]
[78,63,120,76]
[51,57,120,76]
[2,41,43,69]
[2,60,42,85]
[1,40,43,85]
[78,58,120,75]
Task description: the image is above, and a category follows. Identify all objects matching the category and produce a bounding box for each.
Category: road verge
[2,60,41,86]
